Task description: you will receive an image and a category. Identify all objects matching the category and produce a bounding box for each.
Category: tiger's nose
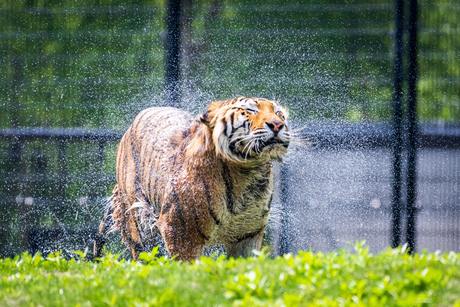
[266,121,284,133]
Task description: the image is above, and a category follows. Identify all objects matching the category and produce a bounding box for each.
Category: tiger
[93,97,290,261]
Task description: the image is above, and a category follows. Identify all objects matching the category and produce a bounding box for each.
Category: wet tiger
[94,97,290,261]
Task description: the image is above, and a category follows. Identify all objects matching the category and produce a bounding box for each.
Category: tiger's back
[117,107,195,210]
[112,107,198,250]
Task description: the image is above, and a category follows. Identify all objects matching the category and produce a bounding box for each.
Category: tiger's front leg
[225,229,265,258]
[157,205,208,262]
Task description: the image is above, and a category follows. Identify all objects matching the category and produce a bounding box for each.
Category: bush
[1,243,460,306]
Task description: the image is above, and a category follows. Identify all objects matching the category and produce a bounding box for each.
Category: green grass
[1,243,460,306]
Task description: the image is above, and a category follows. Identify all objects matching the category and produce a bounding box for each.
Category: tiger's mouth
[228,133,289,160]
[260,137,289,149]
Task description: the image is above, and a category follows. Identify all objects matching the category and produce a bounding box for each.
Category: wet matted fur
[94,97,290,261]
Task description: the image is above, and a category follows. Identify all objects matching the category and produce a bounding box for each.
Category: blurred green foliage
[1,243,460,306]
[1,0,459,128]
[1,0,166,129]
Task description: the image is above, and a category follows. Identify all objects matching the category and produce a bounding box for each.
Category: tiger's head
[191,97,290,162]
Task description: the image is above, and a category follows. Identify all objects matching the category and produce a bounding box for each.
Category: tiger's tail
[93,185,121,258]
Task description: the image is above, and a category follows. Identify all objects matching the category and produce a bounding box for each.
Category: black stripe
[140,109,181,171]
[202,179,220,225]
[228,140,237,154]
[149,155,160,210]
[99,204,114,236]
[193,210,210,241]
[152,143,180,211]
[228,140,251,159]
[245,120,250,134]
[135,111,167,176]
[260,193,274,218]
[201,110,211,124]
[130,139,139,181]
[182,127,192,139]
[228,117,249,157]
[142,196,158,219]
[132,110,154,137]
[140,129,158,173]
[138,112,159,137]
[148,113,193,211]
[133,216,146,250]
[268,193,274,210]
[132,242,144,252]
[233,226,266,243]
[229,122,247,140]
[135,108,174,135]
[132,111,148,132]
[136,109,179,151]
[222,164,236,214]
[228,113,234,136]
[171,187,187,242]
[161,197,171,213]
[146,138,161,197]
[221,118,227,136]
[169,152,185,191]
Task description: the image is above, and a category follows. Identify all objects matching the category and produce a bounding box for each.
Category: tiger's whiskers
[288,126,314,149]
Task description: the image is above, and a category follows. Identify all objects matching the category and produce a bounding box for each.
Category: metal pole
[279,163,290,255]
[165,0,181,108]
[406,0,418,254]
[391,0,404,249]
[57,140,68,201]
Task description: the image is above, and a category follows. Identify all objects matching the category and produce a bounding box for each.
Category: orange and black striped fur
[94,97,290,261]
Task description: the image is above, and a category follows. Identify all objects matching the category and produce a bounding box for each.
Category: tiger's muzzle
[258,121,290,155]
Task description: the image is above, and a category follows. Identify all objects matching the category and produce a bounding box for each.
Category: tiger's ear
[199,98,238,126]
[185,124,213,158]
[199,110,213,126]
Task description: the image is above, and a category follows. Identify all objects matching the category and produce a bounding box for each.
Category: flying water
[1,1,459,258]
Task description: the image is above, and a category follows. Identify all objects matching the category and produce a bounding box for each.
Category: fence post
[57,140,68,201]
[279,163,290,255]
[10,56,32,252]
[93,140,107,197]
[406,0,419,254]
[165,0,182,108]
[391,0,404,249]
[97,141,106,169]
